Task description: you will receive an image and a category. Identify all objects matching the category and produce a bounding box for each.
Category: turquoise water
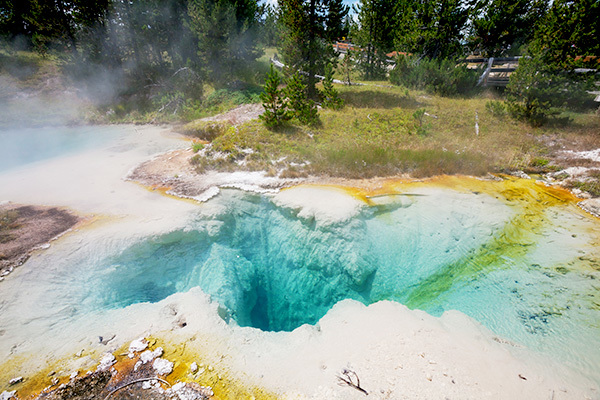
[78,187,600,381]
[0,126,123,172]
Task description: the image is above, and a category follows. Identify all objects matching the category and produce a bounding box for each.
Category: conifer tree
[322,63,344,110]
[279,0,347,98]
[470,0,547,57]
[188,0,261,86]
[285,72,319,125]
[259,65,291,129]
[529,0,600,69]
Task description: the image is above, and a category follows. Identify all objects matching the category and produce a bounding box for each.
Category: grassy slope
[191,82,600,180]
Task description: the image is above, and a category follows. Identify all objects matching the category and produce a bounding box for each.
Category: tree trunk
[307,0,316,99]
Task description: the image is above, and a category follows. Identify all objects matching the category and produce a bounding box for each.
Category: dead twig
[103,377,171,400]
[337,368,368,396]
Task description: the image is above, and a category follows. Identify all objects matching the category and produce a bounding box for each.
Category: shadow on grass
[340,90,421,109]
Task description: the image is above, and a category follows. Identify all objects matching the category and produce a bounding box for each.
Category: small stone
[51,378,59,386]
[8,377,23,385]
[190,362,198,373]
[75,350,84,357]
[48,371,56,377]
[153,358,174,376]
[134,361,142,371]
[128,338,148,353]
[140,350,155,364]
[69,371,78,380]
[208,365,214,372]
[97,353,116,371]
[425,374,433,382]
[99,334,116,345]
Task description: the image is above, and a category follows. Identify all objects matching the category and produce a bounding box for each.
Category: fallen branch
[103,377,171,400]
[337,368,368,396]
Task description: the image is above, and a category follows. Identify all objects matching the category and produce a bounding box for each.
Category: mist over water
[0,126,124,172]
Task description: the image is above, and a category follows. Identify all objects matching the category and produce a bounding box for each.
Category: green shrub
[485,100,507,117]
[412,108,430,136]
[192,142,205,153]
[390,56,480,97]
[506,55,596,127]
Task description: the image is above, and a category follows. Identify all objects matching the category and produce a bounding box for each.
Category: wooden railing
[467,57,521,87]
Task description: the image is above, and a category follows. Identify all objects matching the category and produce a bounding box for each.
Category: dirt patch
[199,103,263,125]
[0,203,80,277]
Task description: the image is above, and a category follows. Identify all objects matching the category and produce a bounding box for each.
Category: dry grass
[189,83,599,180]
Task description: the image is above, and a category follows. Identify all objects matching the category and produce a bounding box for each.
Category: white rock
[128,338,148,353]
[0,391,16,400]
[70,371,78,379]
[170,382,214,400]
[8,377,22,385]
[140,350,155,364]
[190,362,198,373]
[97,353,116,371]
[134,361,142,371]
[153,358,174,375]
[152,347,163,358]
[142,380,153,390]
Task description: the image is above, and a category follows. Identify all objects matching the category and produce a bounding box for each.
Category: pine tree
[324,0,349,42]
[529,0,600,69]
[188,0,261,86]
[353,0,397,79]
[259,65,291,129]
[393,0,469,59]
[322,63,344,109]
[286,72,319,125]
[279,0,347,98]
[470,0,547,57]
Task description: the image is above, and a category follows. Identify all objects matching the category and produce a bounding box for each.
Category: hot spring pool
[0,123,598,393]
[4,178,596,385]
[0,125,127,172]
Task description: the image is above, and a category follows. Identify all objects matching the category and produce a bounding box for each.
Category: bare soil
[0,203,80,277]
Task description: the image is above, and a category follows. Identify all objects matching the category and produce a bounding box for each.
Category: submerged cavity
[86,187,600,355]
